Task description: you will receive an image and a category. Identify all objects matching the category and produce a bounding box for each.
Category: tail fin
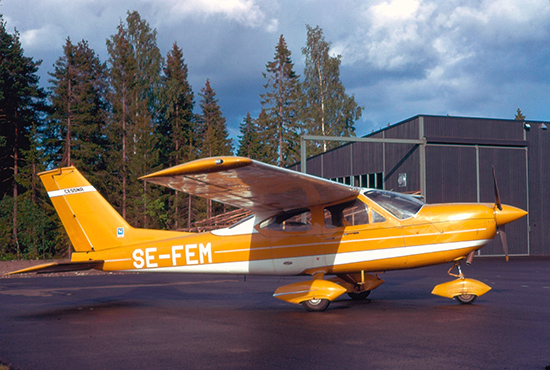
[40,167,180,252]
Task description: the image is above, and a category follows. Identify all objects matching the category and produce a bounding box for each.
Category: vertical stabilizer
[40,167,180,252]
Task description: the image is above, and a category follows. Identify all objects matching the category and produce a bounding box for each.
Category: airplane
[5,156,527,311]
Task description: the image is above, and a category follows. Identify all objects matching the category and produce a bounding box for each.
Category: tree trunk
[122,85,127,220]
[13,123,20,258]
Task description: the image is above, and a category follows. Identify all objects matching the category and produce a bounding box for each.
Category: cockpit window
[259,208,312,232]
[365,190,424,220]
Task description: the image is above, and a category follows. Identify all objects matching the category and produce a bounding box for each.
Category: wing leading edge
[140,156,360,213]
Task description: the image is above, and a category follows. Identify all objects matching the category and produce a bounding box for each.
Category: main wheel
[347,290,371,300]
[454,294,477,304]
[301,298,330,312]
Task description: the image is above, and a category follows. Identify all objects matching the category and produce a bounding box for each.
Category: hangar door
[425,145,529,257]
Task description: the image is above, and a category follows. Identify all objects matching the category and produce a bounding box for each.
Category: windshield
[364,190,424,220]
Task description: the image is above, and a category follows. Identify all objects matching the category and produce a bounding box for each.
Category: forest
[0,11,362,259]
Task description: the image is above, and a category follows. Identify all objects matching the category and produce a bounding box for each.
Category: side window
[324,199,369,228]
[259,208,312,232]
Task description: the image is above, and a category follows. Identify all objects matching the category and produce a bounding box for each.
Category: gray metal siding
[526,126,550,256]
[424,116,524,141]
[425,146,477,203]
[294,114,544,255]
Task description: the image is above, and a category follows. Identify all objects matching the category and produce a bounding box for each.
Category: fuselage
[71,190,519,276]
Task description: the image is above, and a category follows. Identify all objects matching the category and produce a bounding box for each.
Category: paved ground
[1,257,549,370]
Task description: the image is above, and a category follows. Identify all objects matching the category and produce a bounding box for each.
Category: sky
[2,0,550,140]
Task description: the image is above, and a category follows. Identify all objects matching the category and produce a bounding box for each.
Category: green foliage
[300,25,362,155]
[0,12,363,259]
[198,79,232,157]
[260,35,301,167]
[238,112,262,159]
[515,108,525,121]
[0,194,61,259]
[106,10,164,227]
[48,38,110,188]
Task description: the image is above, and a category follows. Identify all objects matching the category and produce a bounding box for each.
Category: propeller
[492,165,509,261]
[492,166,502,211]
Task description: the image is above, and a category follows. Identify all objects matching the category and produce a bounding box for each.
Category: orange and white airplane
[6,156,527,311]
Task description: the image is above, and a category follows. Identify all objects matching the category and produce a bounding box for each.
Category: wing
[140,156,360,213]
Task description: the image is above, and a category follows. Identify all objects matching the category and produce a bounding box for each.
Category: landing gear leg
[447,260,464,279]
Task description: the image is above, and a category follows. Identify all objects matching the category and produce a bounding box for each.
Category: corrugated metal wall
[294,115,549,256]
[526,122,550,255]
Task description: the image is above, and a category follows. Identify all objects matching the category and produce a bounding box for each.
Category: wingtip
[140,156,253,180]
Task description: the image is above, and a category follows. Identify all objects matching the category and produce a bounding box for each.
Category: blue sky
[3,0,550,140]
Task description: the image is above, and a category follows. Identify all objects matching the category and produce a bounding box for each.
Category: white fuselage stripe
[214,227,488,254]
[48,186,96,198]
[124,239,489,275]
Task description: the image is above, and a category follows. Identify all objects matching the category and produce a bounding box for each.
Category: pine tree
[0,16,49,257]
[48,38,109,187]
[260,35,301,167]
[106,11,164,228]
[300,25,362,155]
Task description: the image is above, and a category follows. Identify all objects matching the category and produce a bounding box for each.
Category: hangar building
[291,115,550,257]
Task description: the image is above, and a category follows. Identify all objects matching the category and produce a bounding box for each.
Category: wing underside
[140,156,360,213]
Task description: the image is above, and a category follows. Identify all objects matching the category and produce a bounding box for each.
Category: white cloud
[371,0,420,23]
[158,0,278,31]
[19,24,65,52]
[3,0,550,135]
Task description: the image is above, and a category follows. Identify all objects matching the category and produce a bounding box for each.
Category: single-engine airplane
[5,156,527,311]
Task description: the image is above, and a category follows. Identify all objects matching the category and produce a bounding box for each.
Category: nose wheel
[454,293,477,304]
[431,260,491,304]
[448,261,477,304]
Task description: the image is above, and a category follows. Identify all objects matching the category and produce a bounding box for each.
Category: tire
[454,294,477,304]
[347,290,371,300]
[301,298,330,312]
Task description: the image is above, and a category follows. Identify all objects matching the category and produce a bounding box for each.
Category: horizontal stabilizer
[3,260,104,276]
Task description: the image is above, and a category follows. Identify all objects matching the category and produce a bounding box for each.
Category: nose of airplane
[494,205,527,227]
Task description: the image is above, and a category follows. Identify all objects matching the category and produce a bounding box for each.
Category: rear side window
[259,208,312,232]
[324,199,370,228]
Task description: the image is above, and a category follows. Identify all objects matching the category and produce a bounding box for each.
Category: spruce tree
[237,112,259,158]
[197,79,232,221]
[515,108,526,121]
[160,42,196,165]
[198,79,232,158]
[159,42,196,229]
[260,35,301,167]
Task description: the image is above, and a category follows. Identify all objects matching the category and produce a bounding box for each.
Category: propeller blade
[499,224,509,262]
[492,165,502,211]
